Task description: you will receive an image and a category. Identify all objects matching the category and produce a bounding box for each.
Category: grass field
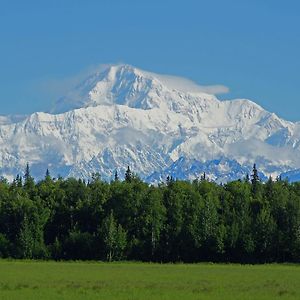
[0,260,299,299]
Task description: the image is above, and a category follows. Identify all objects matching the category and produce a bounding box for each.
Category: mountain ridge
[0,64,299,182]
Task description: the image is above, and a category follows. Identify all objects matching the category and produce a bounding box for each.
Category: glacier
[0,64,300,182]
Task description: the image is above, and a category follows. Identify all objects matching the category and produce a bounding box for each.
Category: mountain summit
[52,64,221,114]
[0,64,299,182]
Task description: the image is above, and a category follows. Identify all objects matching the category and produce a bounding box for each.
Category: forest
[0,164,299,263]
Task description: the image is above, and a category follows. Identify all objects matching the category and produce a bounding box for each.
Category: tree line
[0,164,299,263]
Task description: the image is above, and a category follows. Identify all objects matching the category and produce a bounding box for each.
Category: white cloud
[141,70,229,95]
[226,138,300,167]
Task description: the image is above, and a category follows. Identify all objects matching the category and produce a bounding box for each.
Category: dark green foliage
[0,167,300,263]
[0,233,10,257]
[63,230,96,260]
[251,163,260,197]
[24,163,35,194]
[125,166,132,182]
[114,170,119,182]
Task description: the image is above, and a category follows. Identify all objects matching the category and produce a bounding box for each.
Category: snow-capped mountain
[0,64,299,182]
[146,157,268,184]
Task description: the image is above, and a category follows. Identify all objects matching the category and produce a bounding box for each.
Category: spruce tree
[251,164,260,196]
[114,170,119,182]
[23,163,34,192]
[125,166,132,182]
[166,175,170,184]
[244,173,250,183]
[251,164,259,184]
[24,163,30,181]
[15,174,22,188]
[45,168,51,180]
[166,175,174,186]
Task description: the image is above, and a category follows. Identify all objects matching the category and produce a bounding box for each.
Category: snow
[0,64,299,182]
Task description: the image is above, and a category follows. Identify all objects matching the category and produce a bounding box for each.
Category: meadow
[0,260,299,299]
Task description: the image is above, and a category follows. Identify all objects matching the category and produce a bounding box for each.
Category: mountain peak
[51,64,221,114]
[51,64,158,113]
[0,64,299,182]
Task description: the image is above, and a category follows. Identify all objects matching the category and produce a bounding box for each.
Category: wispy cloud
[198,85,230,95]
[34,63,230,113]
[36,63,112,97]
[152,73,229,95]
[32,63,120,112]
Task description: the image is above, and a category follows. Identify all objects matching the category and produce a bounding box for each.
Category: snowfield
[0,64,299,182]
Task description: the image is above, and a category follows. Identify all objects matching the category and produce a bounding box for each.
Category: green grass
[0,260,299,299]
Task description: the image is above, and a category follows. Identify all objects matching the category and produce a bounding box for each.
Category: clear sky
[1,0,300,121]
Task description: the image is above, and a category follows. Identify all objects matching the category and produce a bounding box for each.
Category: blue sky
[1,0,300,120]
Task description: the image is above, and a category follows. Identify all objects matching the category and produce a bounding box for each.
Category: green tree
[102,211,127,261]
[138,187,166,260]
[18,214,34,258]
[45,168,51,181]
[251,164,260,197]
[0,233,10,258]
[125,166,132,182]
[253,205,276,261]
[23,163,35,197]
[223,181,254,261]
[114,170,119,182]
